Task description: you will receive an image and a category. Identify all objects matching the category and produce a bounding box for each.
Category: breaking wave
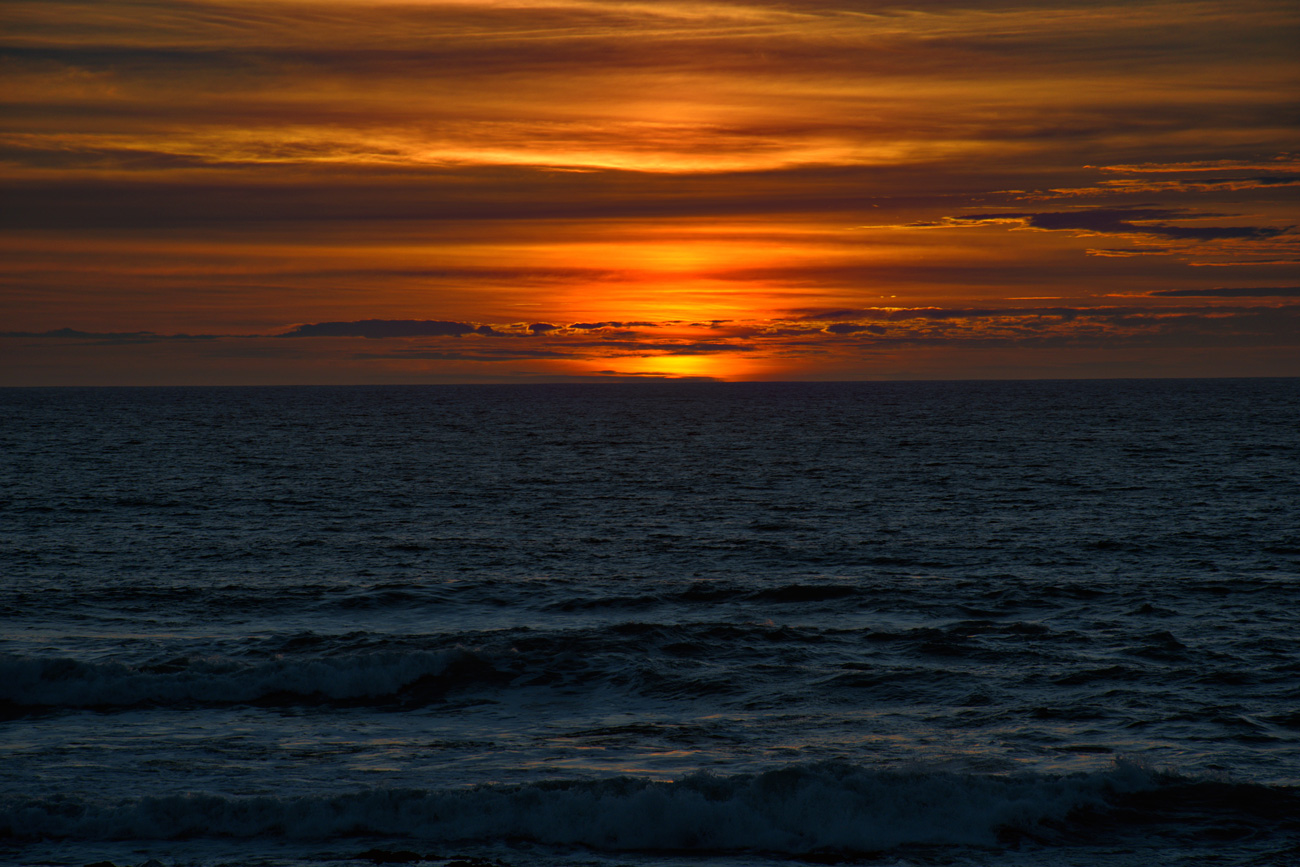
[0,761,1184,852]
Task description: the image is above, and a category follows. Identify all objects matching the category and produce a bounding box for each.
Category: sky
[2,0,1298,384]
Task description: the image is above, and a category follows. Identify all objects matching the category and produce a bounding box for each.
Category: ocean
[2,379,1298,867]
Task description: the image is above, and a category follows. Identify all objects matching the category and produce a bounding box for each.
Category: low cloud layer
[944,208,1289,242]
[281,320,497,338]
[1147,287,1300,297]
[1,328,216,344]
[12,305,1297,362]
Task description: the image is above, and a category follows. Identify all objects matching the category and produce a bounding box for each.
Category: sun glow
[524,227,833,325]
[594,348,768,381]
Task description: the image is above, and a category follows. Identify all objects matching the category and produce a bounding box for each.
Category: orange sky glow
[2,0,1298,383]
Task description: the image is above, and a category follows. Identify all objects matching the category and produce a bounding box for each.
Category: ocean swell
[0,650,492,711]
[1,762,1164,852]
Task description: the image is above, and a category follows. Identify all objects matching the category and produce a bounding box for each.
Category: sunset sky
[3,0,1297,384]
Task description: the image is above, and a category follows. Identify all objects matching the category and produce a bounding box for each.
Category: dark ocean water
[2,380,1298,867]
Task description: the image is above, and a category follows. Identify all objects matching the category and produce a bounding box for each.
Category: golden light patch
[591,347,772,381]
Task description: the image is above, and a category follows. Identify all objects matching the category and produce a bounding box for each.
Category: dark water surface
[2,380,1298,866]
